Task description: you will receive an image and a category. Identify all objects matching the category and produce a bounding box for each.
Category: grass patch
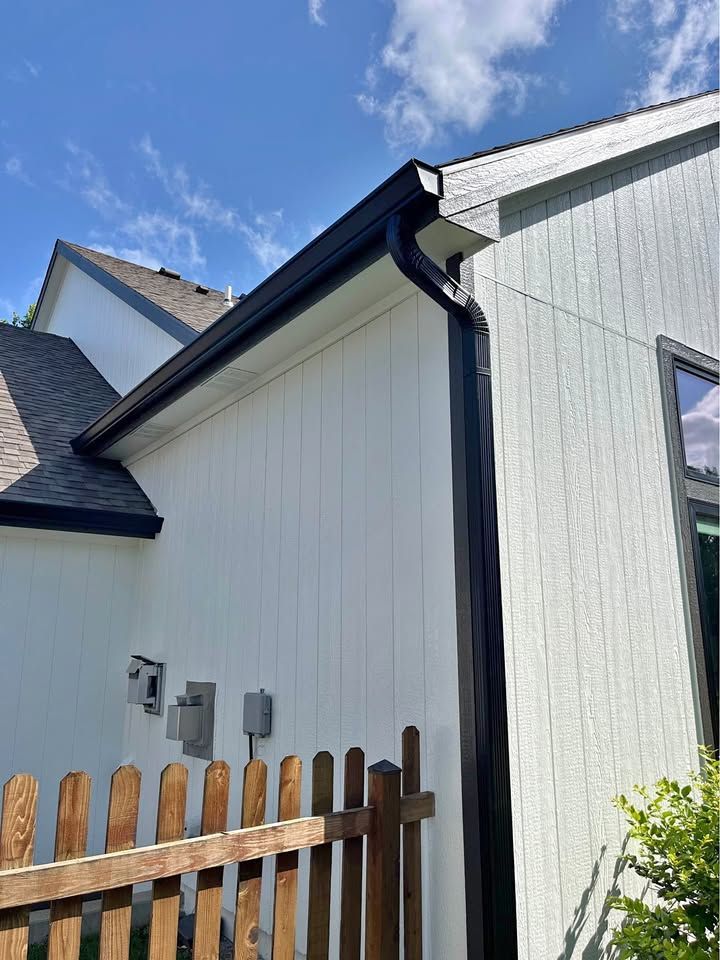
[28,927,185,959]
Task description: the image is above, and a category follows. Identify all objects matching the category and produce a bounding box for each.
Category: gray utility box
[166,681,216,760]
[127,656,164,715]
[243,689,272,737]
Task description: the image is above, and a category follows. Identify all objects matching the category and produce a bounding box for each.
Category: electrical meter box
[243,689,272,737]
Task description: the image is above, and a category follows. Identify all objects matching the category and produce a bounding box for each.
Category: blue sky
[1,0,717,316]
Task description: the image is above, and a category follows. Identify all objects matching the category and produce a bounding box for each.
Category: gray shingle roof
[64,242,243,334]
[0,324,161,525]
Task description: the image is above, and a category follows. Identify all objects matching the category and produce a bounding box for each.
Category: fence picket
[48,772,91,960]
[402,727,422,960]
[307,751,334,960]
[148,763,188,960]
[234,759,267,960]
[98,764,141,960]
[193,761,230,960]
[365,761,401,960]
[0,773,38,960]
[271,755,302,960]
[340,747,364,960]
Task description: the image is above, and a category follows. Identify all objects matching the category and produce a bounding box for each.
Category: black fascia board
[54,242,197,346]
[72,160,442,457]
[0,499,164,539]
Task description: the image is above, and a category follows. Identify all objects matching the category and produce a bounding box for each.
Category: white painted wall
[44,263,183,395]
[122,289,466,957]
[0,529,139,865]
[470,134,718,959]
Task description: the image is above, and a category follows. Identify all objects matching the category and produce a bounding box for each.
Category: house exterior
[1,90,717,959]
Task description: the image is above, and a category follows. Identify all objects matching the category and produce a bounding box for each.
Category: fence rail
[0,727,432,960]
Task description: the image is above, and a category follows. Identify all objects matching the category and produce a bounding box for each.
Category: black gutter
[386,213,517,960]
[33,242,197,347]
[73,160,442,456]
[0,499,163,539]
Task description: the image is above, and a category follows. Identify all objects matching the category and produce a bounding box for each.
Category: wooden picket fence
[0,727,431,960]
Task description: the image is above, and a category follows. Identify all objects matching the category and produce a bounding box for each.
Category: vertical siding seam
[388,315,397,757]
[599,327,647,788]
[70,546,93,771]
[273,377,287,744]
[255,391,270,684]
[610,187,671,771]
[702,137,719,211]
[414,297,428,787]
[38,544,66,783]
[677,151,712,351]
[315,352,325,747]
[574,322,623,840]
[623,338,671,771]
[659,155,688,344]
[338,342,345,752]
[362,327,369,757]
[545,209,596,913]
[91,545,119,848]
[570,194,625,841]
[9,540,37,769]
[292,366,305,755]
[635,162,667,330]
[685,147,718,322]
[519,220,566,929]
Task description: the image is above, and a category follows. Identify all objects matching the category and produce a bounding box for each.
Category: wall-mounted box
[166,681,215,760]
[243,689,272,737]
[127,656,164,715]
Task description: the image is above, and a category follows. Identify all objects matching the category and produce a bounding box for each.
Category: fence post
[364,760,401,960]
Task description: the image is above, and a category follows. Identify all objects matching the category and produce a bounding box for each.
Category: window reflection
[676,368,720,481]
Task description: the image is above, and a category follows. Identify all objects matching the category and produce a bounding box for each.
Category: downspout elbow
[385,213,489,335]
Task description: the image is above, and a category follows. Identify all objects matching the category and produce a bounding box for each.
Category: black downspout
[386,213,517,960]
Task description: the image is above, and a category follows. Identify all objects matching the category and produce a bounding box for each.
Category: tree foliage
[0,302,35,328]
[610,749,719,959]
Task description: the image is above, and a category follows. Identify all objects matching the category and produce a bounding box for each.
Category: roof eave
[0,499,164,539]
[72,159,443,457]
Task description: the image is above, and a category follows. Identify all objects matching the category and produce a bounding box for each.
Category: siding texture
[46,263,182,395]
[0,531,139,864]
[470,135,718,959]
[124,291,466,957]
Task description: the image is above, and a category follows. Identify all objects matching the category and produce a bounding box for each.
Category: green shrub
[609,749,719,960]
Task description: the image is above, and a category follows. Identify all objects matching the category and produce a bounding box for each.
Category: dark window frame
[658,336,719,748]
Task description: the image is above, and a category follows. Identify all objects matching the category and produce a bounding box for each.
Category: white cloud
[139,135,293,272]
[682,383,720,475]
[612,0,718,103]
[4,155,33,186]
[309,0,326,25]
[23,59,40,78]
[64,141,127,217]
[119,212,205,271]
[357,0,563,147]
[238,211,293,273]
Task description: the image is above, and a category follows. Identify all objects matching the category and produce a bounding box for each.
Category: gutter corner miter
[386,211,518,960]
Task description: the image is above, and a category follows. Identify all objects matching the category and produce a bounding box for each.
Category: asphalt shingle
[64,242,243,334]
[0,323,160,521]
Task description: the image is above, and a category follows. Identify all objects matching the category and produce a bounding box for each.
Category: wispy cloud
[139,134,293,271]
[64,141,127,217]
[611,0,718,103]
[309,0,326,26]
[357,0,563,148]
[4,155,33,187]
[6,59,40,83]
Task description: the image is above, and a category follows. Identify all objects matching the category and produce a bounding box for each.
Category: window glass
[676,368,720,481]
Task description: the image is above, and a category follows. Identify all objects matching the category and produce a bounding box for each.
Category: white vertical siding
[0,531,139,864]
[124,290,465,957]
[44,263,183,394]
[472,136,717,959]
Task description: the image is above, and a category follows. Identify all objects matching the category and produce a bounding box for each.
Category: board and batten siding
[0,530,139,865]
[123,289,465,957]
[469,134,718,959]
[45,263,183,394]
